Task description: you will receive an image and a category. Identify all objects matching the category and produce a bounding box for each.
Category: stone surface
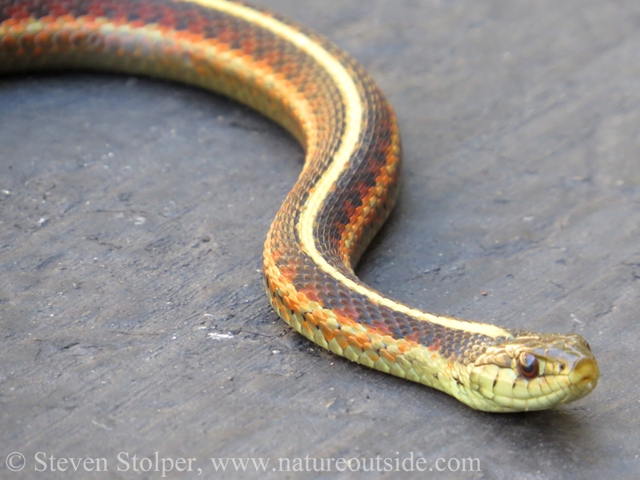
[1,0,639,478]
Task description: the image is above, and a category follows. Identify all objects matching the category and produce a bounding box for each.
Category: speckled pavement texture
[1,1,639,479]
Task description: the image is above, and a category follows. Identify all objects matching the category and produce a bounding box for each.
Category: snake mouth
[568,357,599,401]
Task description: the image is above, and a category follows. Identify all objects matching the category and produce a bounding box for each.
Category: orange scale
[316,310,334,325]
[0,35,18,50]
[296,293,315,311]
[38,15,57,25]
[367,351,380,363]
[156,24,172,35]
[270,70,284,83]
[271,281,284,295]
[319,323,336,342]
[357,204,368,217]
[78,19,97,30]
[110,17,127,27]
[1,18,19,27]
[380,349,395,363]
[52,30,74,48]
[203,35,219,47]
[173,30,194,41]
[68,29,86,44]
[187,35,205,47]
[346,336,364,352]
[301,321,313,337]
[367,181,378,194]
[304,312,317,326]
[7,23,26,35]
[335,335,349,350]
[251,58,267,70]
[355,331,371,344]
[295,290,309,303]
[241,52,256,64]
[332,311,358,330]
[281,295,294,312]
[288,294,303,311]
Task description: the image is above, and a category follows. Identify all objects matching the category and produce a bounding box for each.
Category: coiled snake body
[0,0,599,411]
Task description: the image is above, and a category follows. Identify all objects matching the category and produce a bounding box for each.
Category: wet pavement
[1,1,639,478]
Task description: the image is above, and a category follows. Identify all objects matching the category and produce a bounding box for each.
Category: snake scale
[0,0,599,411]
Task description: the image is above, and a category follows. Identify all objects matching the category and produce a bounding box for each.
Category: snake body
[0,0,599,411]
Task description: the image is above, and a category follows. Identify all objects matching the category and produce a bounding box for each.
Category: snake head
[466,332,599,412]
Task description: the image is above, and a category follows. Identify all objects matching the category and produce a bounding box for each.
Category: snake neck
[1,0,511,367]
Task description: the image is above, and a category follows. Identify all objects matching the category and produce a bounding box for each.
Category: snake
[0,0,599,412]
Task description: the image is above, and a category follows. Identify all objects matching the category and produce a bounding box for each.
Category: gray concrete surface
[1,1,639,478]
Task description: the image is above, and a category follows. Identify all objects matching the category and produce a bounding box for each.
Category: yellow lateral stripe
[182,0,511,339]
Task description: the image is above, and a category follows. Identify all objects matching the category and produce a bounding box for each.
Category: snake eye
[517,352,539,379]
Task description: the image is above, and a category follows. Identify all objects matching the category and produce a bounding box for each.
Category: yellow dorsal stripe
[181,0,512,339]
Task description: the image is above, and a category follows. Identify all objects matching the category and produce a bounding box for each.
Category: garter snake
[0,0,599,412]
